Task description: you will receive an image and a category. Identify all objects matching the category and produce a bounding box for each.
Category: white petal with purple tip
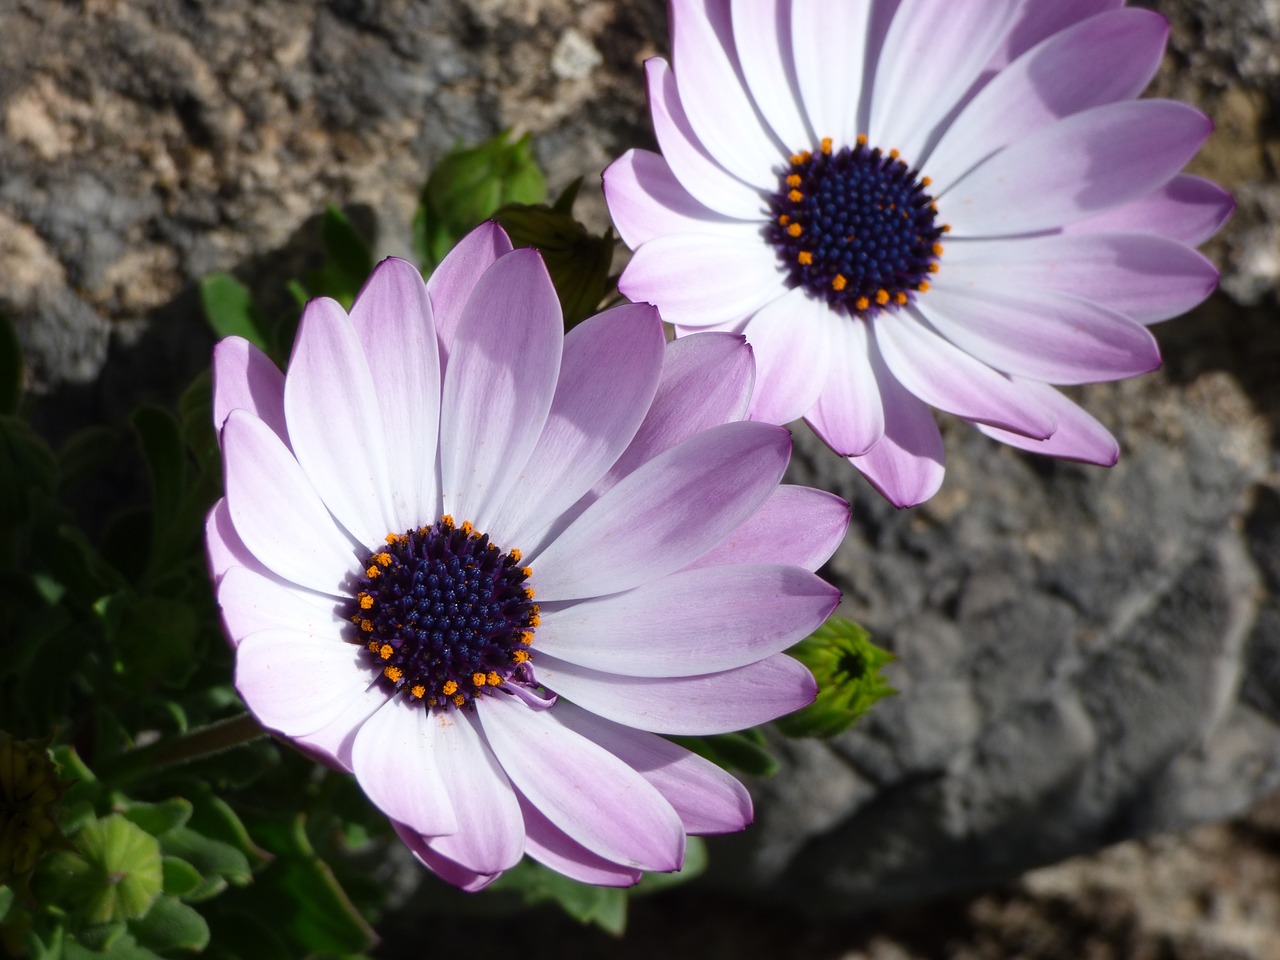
[743,286,832,425]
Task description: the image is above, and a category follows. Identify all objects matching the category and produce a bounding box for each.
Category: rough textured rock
[3,0,1280,921]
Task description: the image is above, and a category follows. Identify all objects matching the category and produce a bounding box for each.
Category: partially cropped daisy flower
[605,0,1231,506]
[205,223,847,890]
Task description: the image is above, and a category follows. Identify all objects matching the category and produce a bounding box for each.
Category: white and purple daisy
[204,223,848,890]
[605,0,1232,506]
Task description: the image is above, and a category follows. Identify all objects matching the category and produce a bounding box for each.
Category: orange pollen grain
[378,644,394,660]
[942,224,952,233]
[920,176,932,187]
[788,189,803,202]
[375,552,392,567]
[787,223,802,237]
[523,587,536,600]
[856,133,868,146]
[520,631,534,645]
[832,274,848,291]
[487,672,503,686]
[367,640,380,652]
[410,684,426,698]
[894,291,908,305]
[385,533,399,544]
[855,296,870,311]
[442,680,458,695]
[917,281,931,292]
[932,242,944,256]
[360,619,374,633]
[797,251,813,265]
[875,289,891,305]
[383,666,403,683]
[472,672,487,688]
[928,263,940,274]
[358,593,374,610]
[889,148,900,159]
[786,174,802,187]
[366,566,380,578]
[513,649,531,663]
[509,548,522,562]
[452,693,466,707]
[778,214,791,226]
[821,137,833,154]
[521,566,533,578]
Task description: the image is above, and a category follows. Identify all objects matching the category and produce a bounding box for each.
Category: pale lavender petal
[534,651,817,736]
[517,794,642,887]
[927,9,1169,189]
[536,564,838,677]
[235,628,375,738]
[205,499,263,585]
[870,0,1021,162]
[731,0,812,148]
[848,360,945,509]
[479,692,685,871]
[645,57,768,219]
[438,248,562,529]
[348,257,441,531]
[393,825,500,892]
[212,337,288,443]
[684,484,851,573]
[221,410,359,595]
[620,233,787,329]
[603,150,759,250]
[350,698,459,838]
[1064,175,1234,247]
[484,302,666,548]
[284,297,397,547]
[805,315,885,457]
[670,0,783,189]
[743,287,832,425]
[425,709,524,875]
[427,220,513,375]
[917,284,1161,384]
[976,379,1119,466]
[874,315,1056,437]
[552,700,752,835]
[791,0,875,146]
[941,232,1219,325]
[217,564,343,647]
[531,421,791,601]
[943,100,1212,236]
[988,0,1124,70]
[292,682,390,774]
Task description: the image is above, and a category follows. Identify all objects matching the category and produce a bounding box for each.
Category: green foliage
[775,616,896,738]
[198,274,269,353]
[415,130,548,268]
[672,727,779,777]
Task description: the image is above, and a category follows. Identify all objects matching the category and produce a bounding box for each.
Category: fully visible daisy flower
[204,223,848,890]
[605,0,1232,507]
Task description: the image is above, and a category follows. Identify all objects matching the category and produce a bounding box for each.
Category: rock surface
[3,0,1280,923]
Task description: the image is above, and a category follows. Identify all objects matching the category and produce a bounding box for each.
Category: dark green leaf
[0,310,24,415]
[129,895,210,954]
[775,616,896,738]
[58,426,122,495]
[65,931,166,960]
[113,596,200,688]
[118,799,193,839]
[0,882,15,921]
[491,859,627,935]
[672,728,779,777]
[160,857,202,899]
[131,406,187,537]
[0,416,58,527]
[158,829,251,891]
[199,274,268,352]
[316,206,374,309]
[74,922,129,951]
[492,204,613,327]
[185,793,271,872]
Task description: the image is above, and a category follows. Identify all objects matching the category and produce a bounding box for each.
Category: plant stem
[102,713,267,786]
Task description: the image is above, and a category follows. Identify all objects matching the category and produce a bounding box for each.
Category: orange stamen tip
[786,174,802,187]
[487,672,503,686]
[778,214,791,226]
[440,514,455,527]
[797,251,813,265]
[367,640,380,652]
[920,176,932,187]
[832,274,848,292]
[932,243,944,255]
[788,189,803,202]
[358,593,374,610]
[894,291,908,305]
[928,263,940,273]
[410,684,426,699]
[942,224,952,233]
[384,533,399,544]
[820,137,833,154]
[442,680,458,695]
[917,281,931,292]
[889,148,900,159]
[360,619,374,632]
[856,134,868,145]
[855,297,870,311]
[472,672,487,688]
[379,644,394,660]
[366,566,380,578]
[521,566,533,578]
[787,223,802,237]
[520,631,534,645]
[383,666,403,683]
[376,552,392,567]
[523,587,535,600]
[509,548,522,562]
[875,289,890,305]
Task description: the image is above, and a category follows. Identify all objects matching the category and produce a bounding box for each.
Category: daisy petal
[870,0,1021,161]
[212,337,287,442]
[874,316,1056,437]
[205,499,263,585]
[424,709,524,875]
[221,410,358,595]
[942,232,1219,325]
[534,651,817,736]
[350,698,459,838]
[620,233,787,329]
[479,693,685,872]
[603,150,759,250]
[944,100,1212,236]
[427,221,513,374]
[552,700,753,834]
[438,248,562,529]
[927,9,1169,189]
[917,285,1161,384]
[976,379,1119,466]
[284,297,397,546]
[531,421,791,601]
[645,58,767,219]
[791,0,875,146]
[670,0,783,189]
[684,484,851,573]
[536,564,838,677]
[217,565,342,647]
[293,682,390,774]
[518,794,643,887]
[348,258,441,530]
[989,0,1125,70]
[393,825,500,892]
[731,0,812,147]
[236,628,376,738]
[805,316,885,457]
[485,302,666,548]
[1065,174,1235,247]
[744,287,832,425]
[848,361,945,509]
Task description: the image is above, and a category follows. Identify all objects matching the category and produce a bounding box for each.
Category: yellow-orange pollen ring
[348,516,539,712]
[767,132,949,317]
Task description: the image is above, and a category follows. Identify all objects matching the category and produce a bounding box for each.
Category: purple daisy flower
[204,223,848,890]
[605,0,1232,507]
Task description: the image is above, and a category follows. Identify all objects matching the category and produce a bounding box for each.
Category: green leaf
[672,728,779,777]
[0,416,58,528]
[199,274,268,352]
[65,931,166,960]
[774,616,896,738]
[74,922,129,951]
[129,895,210,954]
[315,206,374,309]
[176,371,216,463]
[0,882,15,921]
[118,799,193,839]
[415,131,548,267]
[113,596,199,688]
[58,426,122,495]
[0,311,24,415]
[158,829,251,891]
[185,794,271,873]
[160,858,202,899]
[131,406,187,537]
[491,859,627,935]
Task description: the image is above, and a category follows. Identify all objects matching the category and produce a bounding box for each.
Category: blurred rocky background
[2,0,1278,956]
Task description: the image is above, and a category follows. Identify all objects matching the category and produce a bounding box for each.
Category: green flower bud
[775,617,896,738]
[0,731,67,884]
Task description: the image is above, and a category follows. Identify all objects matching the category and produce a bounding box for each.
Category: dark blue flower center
[764,136,947,316]
[346,516,538,711]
